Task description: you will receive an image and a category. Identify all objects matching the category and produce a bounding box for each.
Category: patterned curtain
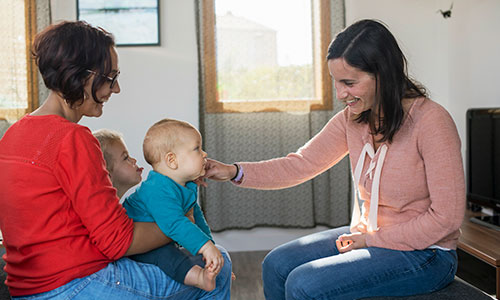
[197,0,350,231]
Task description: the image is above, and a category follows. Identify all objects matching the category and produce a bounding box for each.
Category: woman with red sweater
[0,21,231,299]
[203,19,465,300]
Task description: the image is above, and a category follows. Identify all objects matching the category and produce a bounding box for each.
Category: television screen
[466,108,500,224]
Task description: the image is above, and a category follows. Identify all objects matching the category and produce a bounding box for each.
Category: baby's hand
[185,208,195,224]
[199,241,223,274]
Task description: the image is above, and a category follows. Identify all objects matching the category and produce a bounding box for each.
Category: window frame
[0,0,39,122]
[202,0,332,113]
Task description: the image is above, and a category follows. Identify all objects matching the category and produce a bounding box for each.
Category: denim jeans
[12,246,232,300]
[262,226,457,300]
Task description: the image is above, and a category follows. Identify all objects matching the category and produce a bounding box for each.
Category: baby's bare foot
[185,265,218,291]
[196,268,217,291]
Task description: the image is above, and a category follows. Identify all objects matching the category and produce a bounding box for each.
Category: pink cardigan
[237,98,465,251]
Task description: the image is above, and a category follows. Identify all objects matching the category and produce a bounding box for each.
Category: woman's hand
[335,232,367,253]
[193,159,237,187]
[185,208,195,224]
[202,158,238,182]
[193,176,208,187]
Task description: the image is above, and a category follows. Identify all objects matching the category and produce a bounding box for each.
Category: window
[0,0,38,122]
[202,0,332,113]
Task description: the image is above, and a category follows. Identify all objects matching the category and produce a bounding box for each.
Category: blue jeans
[12,247,232,300]
[262,226,457,300]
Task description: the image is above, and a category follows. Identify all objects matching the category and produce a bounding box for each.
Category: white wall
[447,1,500,156]
[346,0,500,161]
[347,0,450,108]
[51,0,200,190]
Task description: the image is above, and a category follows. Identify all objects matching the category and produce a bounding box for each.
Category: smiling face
[174,127,207,183]
[78,47,121,118]
[328,58,377,116]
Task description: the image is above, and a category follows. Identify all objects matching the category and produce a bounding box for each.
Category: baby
[93,128,219,291]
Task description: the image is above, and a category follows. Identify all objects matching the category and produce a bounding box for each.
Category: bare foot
[198,268,217,291]
[185,266,217,291]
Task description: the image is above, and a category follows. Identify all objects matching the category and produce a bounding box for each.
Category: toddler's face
[175,128,207,182]
[107,139,143,191]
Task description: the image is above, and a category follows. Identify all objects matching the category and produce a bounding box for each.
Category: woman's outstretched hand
[194,159,238,187]
[203,158,238,181]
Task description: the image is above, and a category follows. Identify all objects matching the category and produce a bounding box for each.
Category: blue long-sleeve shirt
[123,170,212,255]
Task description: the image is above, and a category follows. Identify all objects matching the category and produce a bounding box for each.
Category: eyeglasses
[86,69,120,89]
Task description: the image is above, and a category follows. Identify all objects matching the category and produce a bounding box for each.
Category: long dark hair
[327,19,427,143]
[32,21,115,106]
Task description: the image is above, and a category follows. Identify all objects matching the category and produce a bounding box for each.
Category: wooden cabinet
[458,209,500,299]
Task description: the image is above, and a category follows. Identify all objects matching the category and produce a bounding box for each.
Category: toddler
[93,128,220,291]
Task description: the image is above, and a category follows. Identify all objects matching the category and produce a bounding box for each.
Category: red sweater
[0,115,134,296]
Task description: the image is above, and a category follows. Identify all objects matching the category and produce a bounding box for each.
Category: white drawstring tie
[350,143,388,233]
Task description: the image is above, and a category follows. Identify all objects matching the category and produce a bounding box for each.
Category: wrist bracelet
[231,163,244,182]
[230,163,239,181]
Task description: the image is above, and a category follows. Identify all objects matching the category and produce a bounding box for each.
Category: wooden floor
[230,250,268,300]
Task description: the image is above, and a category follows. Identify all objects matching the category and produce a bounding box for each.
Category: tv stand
[470,215,500,231]
[459,209,500,299]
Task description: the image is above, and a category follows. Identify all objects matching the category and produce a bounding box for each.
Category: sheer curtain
[0,0,50,138]
[196,0,350,231]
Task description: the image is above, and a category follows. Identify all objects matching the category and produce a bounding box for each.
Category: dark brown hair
[32,21,115,106]
[327,19,427,143]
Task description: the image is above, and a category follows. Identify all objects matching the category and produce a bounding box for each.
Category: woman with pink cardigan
[203,19,465,300]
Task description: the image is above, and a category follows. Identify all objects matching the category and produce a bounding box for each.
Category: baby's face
[107,139,143,190]
[175,128,207,182]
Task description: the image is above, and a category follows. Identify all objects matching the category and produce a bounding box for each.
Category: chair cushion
[363,277,492,300]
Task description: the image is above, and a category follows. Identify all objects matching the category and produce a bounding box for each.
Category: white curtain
[0,0,50,138]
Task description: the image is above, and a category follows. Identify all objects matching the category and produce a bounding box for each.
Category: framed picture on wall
[77,0,160,46]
